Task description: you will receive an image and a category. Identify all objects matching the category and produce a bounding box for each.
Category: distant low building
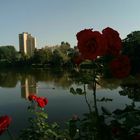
[19,32,36,56]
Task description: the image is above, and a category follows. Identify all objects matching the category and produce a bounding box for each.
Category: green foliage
[70,69,94,85]
[119,82,140,101]
[0,46,18,68]
[60,41,70,55]
[97,97,113,102]
[0,45,18,62]
[0,42,73,68]
[33,48,49,64]
[102,103,140,140]
[67,111,111,140]
[51,49,63,66]
[70,87,85,95]
[122,31,140,74]
[19,106,70,140]
[31,42,72,67]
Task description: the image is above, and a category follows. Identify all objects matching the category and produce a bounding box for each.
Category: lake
[0,68,140,139]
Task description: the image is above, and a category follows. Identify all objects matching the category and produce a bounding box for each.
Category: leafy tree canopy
[122,31,140,74]
[0,45,17,61]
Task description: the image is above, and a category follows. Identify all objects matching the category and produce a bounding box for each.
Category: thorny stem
[92,61,98,115]
[84,84,92,114]
[7,129,15,140]
[92,60,101,140]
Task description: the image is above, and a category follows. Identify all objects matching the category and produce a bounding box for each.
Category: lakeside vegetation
[0,41,74,68]
[1,31,140,75]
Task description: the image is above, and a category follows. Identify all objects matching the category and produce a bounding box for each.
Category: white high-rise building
[19,32,36,56]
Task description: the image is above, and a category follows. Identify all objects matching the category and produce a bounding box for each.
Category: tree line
[0,31,140,74]
[0,41,76,68]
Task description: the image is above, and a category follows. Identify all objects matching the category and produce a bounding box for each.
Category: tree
[33,48,47,64]
[122,31,140,74]
[43,47,53,63]
[32,47,53,65]
[47,42,72,66]
[0,45,18,62]
[60,41,70,54]
[51,49,63,66]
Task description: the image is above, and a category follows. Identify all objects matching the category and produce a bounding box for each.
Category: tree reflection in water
[119,83,140,102]
[1,69,140,139]
[0,69,73,89]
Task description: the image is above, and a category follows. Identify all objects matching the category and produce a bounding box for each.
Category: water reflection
[0,69,73,99]
[0,69,140,102]
[0,70,18,88]
[21,76,37,99]
[0,69,140,139]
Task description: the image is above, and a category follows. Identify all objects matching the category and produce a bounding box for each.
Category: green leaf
[47,129,58,137]
[76,88,83,95]
[70,87,76,95]
[51,122,59,129]
[35,112,48,119]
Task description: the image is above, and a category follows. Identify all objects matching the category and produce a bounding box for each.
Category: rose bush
[72,27,134,139]
[76,27,131,79]
[109,55,131,78]
[28,94,38,101]
[28,94,48,108]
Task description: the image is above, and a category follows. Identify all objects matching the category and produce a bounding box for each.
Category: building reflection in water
[21,76,37,99]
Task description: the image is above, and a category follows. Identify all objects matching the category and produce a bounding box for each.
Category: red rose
[102,27,122,56]
[28,94,38,101]
[43,98,48,105]
[36,97,46,108]
[28,95,48,108]
[110,55,131,78]
[0,116,12,135]
[76,29,107,60]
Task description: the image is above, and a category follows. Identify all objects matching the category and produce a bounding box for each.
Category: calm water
[0,69,139,139]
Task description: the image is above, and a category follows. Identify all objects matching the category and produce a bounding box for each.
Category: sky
[1,0,140,51]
